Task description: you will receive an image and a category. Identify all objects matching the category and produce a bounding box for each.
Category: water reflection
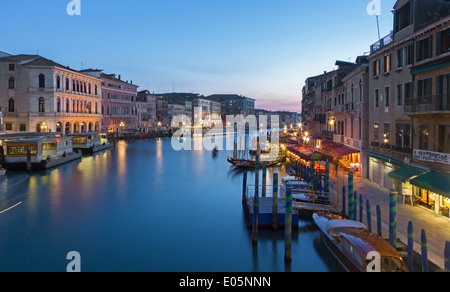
[0,140,340,272]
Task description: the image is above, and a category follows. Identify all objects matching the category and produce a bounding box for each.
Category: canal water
[0,139,343,272]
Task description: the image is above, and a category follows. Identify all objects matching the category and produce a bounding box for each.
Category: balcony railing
[370,31,393,54]
[404,95,450,114]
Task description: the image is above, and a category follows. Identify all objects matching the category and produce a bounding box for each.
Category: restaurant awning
[410,171,450,198]
[330,145,359,157]
[388,166,429,183]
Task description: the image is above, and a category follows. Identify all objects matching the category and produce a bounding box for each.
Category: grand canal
[0,139,343,272]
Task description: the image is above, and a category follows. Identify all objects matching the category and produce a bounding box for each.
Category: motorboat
[313,212,408,272]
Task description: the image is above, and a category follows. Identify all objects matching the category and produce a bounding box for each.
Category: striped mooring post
[444,241,450,272]
[272,173,279,231]
[342,186,346,218]
[421,229,428,272]
[310,157,315,191]
[324,162,330,194]
[252,155,259,245]
[407,221,414,272]
[242,170,248,204]
[353,190,358,222]
[366,200,372,233]
[359,194,363,223]
[262,163,267,197]
[376,205,382,237]
[285,184,293,263]
[389,187,398,249]
[348,171,354,220]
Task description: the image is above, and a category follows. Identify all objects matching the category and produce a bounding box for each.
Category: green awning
[388,166,429,183]
[411,61,450,75]
[368,151,406,167]
[410,171,450,198]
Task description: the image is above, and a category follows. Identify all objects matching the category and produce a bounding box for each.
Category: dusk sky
[1,0,396,112]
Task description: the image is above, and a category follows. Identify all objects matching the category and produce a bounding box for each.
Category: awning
[330,145,359,157]
[410,171,450,198]
[321,140,334,147]
[388,166,429,183]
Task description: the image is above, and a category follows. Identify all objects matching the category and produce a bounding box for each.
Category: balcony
[370,31,393,54]
[404,95,450,115]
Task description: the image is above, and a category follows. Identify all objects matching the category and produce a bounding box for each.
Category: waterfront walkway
[331,175,450,270]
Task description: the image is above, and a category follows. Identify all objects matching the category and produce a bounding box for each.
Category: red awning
[321,140,334,147]
[331,145,359,157]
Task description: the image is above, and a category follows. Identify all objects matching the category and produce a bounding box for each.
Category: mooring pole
[389,187,398,249]
[366,200,372,233]
[285,184,293,263]
[272,173,279,231]
[376,205,382,237]
[421,229,428,272]
[407,221,414,272]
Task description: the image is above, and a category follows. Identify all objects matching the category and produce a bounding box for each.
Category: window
[19,124,26,132]
[5,123,12,131]
[39,97,45,112]
[66,99,70,112]
[8,64,15,71]
[384,55,391,73]
[397,84,404,106]
[416,36,433,62]
[56,76,61,89]
[359,79,363,102]
[66,78,70,90]
[38,74,45,88]
[8,98,15,113]
[437,29,450,55]
[373,123,379,142]
[383,123,390,144]
[375,89,380,108]
[394,1,412,33]
[395,124,411,150]
[405,44,414,66]
[8,77,15,89]
[404,82,412,100]
[57,98,61,113]
[419,124,429,150]
[417,78,432,99]
[397,48,404,68]
[385,87,390,107]
[373,59,380,76]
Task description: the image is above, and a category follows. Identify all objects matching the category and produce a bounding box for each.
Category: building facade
[0,54,103,135]
[366,0,450,217]
[82,70,139,134]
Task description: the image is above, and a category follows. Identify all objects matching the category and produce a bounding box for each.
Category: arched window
[65,122,71,134]
[39,74,45,88]
[8,98,15,113]
[88,84,91,95]
[57,98,61,112]
[73,100,75,112]
[8,77,15,89]
[95,103,98,114]
[66,99,70,112]
[72,80,76,91]
[95,85,98,96]
[66,78,70,90]
[76,81,80,92]
[56,76,61,89]
[39,97,45,112]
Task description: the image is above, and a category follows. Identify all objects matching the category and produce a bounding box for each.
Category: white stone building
[0,54,103,134]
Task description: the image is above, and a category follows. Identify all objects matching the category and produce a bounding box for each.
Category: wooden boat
[227,155,281,169]
[313,212,408,272]
[3,137,82,171]
[68,132,114,154]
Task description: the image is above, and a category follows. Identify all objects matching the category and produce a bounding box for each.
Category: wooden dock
[243,186,299,229]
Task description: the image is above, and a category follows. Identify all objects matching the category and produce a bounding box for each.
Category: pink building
[81,70,139,134]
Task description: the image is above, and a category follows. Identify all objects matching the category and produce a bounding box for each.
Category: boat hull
[227,156,280,169]
[4,152,82,171]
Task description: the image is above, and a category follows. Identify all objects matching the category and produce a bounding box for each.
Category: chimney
[118,74,121,80]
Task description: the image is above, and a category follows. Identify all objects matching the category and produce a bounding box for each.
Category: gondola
[227,155,281,169]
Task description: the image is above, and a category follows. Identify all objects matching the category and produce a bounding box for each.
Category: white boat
[313,212,408,272]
